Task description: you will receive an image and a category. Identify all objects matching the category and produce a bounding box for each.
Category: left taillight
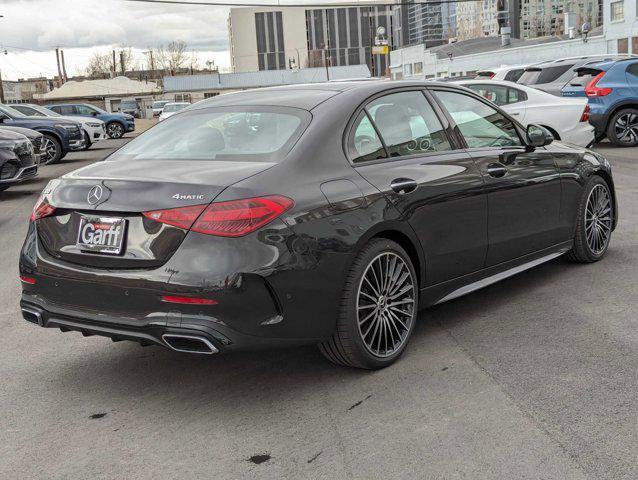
[30,196,56,222]
[142,195,294,237]
[580,104,590,122]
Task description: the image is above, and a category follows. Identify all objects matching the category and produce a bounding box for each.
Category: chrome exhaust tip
[21,307,43,326]
[161,334,218,355]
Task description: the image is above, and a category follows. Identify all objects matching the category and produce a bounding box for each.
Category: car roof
[191,80,456,111]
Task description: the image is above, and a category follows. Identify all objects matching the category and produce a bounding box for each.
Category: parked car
[457,79,594,146]
[119,98,141,118]
[20,81,616,368]
[151,100,170,117]
[475,64,533,82]
[517,55,634,96]
[47,103,134,139]
[158,102,190,121]
[0,104,84,164]
[0,125,45,159]
[11,103,107,151]
[0,129,38,193]
[561,58,638,146]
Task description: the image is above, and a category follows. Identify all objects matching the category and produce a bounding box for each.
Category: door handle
[390,178,418,194]
[510,112,520,116]
[487,163,508,178]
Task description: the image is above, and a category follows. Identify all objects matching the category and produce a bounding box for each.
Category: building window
[175,93,191,102]
[403,63,413,76]
[204,92,219,99]
[610,1,624,21]
[632,37,638,54]
[618,38,629,53]
[414,62,423,74]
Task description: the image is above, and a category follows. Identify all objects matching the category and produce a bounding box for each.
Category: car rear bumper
[588,113,608,136]
[561,123,596,147]
[19,299,310,354]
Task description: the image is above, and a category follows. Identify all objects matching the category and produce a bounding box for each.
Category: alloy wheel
[614,113,638,144]
[107,123,124,139]
[585,184,612,256]
[357,252,415,358]
[41,137,58,164]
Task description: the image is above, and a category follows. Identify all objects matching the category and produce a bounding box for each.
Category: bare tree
[84,52,113,78]
[155,40,188,73]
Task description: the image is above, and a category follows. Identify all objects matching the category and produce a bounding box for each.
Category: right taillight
[585,72,612,97]
[30,196,56,222]
[580,104,590,122]
[143,195,293,237]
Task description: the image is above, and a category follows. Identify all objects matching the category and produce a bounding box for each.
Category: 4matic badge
[172,194,205,200]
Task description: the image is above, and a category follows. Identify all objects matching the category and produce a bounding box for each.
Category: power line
[122,0,485,6]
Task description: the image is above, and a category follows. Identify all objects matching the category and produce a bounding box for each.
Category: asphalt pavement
[1,133,637,479]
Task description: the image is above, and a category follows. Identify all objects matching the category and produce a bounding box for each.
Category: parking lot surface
[1,133,637,479]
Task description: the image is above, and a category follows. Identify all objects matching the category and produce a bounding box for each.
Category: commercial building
[34,76,161,115]
[455,0,601,42]
[228,2,393,77]
[390,26,607,79]
[162,65,371,103]
[392,0,457,48]
[603,0,638,54]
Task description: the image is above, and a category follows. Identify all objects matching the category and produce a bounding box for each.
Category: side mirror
[526,124,554,148]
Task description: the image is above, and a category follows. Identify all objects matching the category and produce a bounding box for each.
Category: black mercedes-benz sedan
[19,81,617,369]
[0,129,39,192]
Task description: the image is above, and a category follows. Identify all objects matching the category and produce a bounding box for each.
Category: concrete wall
[228,7,308,73]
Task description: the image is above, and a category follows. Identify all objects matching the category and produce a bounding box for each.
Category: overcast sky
[0,0,240,79]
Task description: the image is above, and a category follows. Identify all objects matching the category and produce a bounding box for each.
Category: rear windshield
[163,103,188,113]
[109,106,310,163]
[518,64,575,85]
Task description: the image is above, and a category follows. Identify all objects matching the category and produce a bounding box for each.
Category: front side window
[434,90,522,148]
[76,105,96,115]
[366,91,451,158]
[109,107,309,163]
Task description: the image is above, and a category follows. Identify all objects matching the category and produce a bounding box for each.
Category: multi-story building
[603,0,638,53]
[456,0,600,41]
[520,0,601,38]
[456,0,519,41]
[228,2,393,77]
[392,0,456,48]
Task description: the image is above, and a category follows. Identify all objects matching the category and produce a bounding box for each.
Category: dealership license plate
[77,216,126,255]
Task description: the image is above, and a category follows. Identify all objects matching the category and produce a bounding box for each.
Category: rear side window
[626,63,638,78]
[348,111,387,163]
[366,91,451,158]
[434,90,522,148]
[504,69,525,82]
[465,85,527,106]
[518,64,575,85]
[110,107,309,163]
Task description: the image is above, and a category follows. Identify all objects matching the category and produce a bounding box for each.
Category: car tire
[606,108,638,147]
[565,176,613,263]
[106,122,125,139]
[318,238,418,369]
[40,134,62,165]
[82,132,92,151]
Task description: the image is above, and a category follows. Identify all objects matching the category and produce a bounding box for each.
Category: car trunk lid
[37,159,275,268]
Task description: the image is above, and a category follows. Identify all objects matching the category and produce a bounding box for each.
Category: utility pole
[112,50,116,76]
[144,50,155,71]
[0,69,5,103]
[55,48,63,86]
[120,50,125,74]
[60,49,68,83]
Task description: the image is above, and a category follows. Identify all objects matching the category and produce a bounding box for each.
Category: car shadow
[43,256,579,414]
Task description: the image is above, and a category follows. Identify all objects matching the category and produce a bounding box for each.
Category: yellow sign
[372,45,389,55]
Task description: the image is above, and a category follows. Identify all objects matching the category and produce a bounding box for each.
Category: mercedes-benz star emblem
[87,185,103,205]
